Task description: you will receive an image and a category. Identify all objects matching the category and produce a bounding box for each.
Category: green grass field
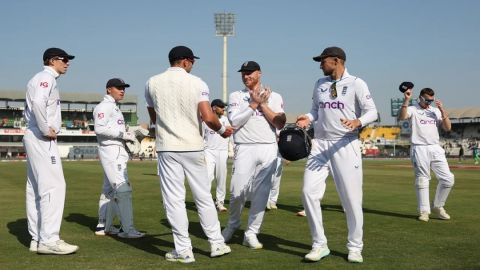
[0,159,479,270]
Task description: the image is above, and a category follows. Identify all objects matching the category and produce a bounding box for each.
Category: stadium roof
[445,107,480,119]
[0,90,137,104]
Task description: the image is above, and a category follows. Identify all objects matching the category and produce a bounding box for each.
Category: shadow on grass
[65,213,173,256]
[274,203,417,220]
[182,219,346,261]
[7,218,30,248]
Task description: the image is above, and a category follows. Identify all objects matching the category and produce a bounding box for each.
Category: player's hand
[46,127,57,140]
[341,118,361,130]
[404,89,412,100]
[435,99,444,110]
[296,115,311,129]
[122,131,136,142]
[220,126,234,138]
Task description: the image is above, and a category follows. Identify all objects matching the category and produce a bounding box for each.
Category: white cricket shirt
[203,115,230,150]
[406,103,442,145]
[228,87,284,144]
[306,69,377,140]
[93,94,126,146]
[24,66,62,136]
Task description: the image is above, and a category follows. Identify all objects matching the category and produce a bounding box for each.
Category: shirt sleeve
[198,79,210,102]
[144,80,154,108]
[406,106,414,118]
[355,78,378,126]
[94,103,122,139]
[306,80,320,122]
[30,73,54,136]
[227,92,254,129]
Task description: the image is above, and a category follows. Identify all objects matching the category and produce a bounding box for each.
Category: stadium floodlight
[214,12,235,102]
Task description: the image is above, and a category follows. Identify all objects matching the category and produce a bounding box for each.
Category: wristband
[217,125,226,135]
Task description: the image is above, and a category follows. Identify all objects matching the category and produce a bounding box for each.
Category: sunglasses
[330,82,337,99]
[419,96,434,105]
[53,57,69,63]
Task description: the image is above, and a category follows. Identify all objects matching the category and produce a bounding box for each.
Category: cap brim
[193,56,200,59]
[313,55,324,62]
[66,55,75,60]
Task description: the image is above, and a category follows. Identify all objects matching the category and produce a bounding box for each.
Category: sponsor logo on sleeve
[40,82,49,88]
[366,94,372,100]
[201,91,209,96]
[97,113,104,119]
[117,119,125,125]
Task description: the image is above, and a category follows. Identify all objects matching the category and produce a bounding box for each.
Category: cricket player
[93,78,145,238]
[203,99,230,212]
[297,47,377,263]
[145,45,233,263]
[222,61,286,249]
[23,47,79,254]
[398,87,454,222]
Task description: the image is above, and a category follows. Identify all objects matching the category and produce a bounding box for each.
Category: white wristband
[217,125,226,135]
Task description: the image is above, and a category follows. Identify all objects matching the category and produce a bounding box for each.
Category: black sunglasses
[330,82,337,99]
[53,57,69,63]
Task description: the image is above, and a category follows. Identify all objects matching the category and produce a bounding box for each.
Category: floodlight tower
[214,12,235,102]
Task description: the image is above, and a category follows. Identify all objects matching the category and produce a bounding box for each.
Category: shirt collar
[329,68,350,83]
[167,67,187,73]
[43,66,60,79]
[104,94,116,103]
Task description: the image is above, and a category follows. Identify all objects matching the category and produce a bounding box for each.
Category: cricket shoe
[118,229,145,238]
[348,251,363,263]
[210,243,231,257]
[221,226,237,243]
[304,246,330,262]
[165,249,195,263]
[432,207,451,220]
[418,212,429,222]
[95,225,121,236]
[267,201,278,210]
[37,240,79,255]
[29,240,38,252]
[243,234,263,249]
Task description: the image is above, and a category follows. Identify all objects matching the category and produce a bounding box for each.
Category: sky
[1,0,479,125]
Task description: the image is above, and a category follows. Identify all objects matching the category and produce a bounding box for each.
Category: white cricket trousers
[268,154,283,203]
[226,143,277,237]
[411,144,454,214]
[204,149,228,204]
[97,145,130,225]
[157,151,224,253]
[302,138,363,252]
[23,129,66,244]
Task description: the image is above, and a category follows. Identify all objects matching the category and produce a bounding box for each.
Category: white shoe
[210,243,231,257]
[216,202,228,212]
[165,249,195,263]
[304,246,330,262]
[29,240,38,252]
[432,207,451,220]
[221,226,237,243]
[243,234,263,249]
[267,201,278,210]
[348,251,363,263]
[118,229,145,238]
[37,240,79,255]
[95,225,121,236]
[418,212,429,222]
[296,210,306,217]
